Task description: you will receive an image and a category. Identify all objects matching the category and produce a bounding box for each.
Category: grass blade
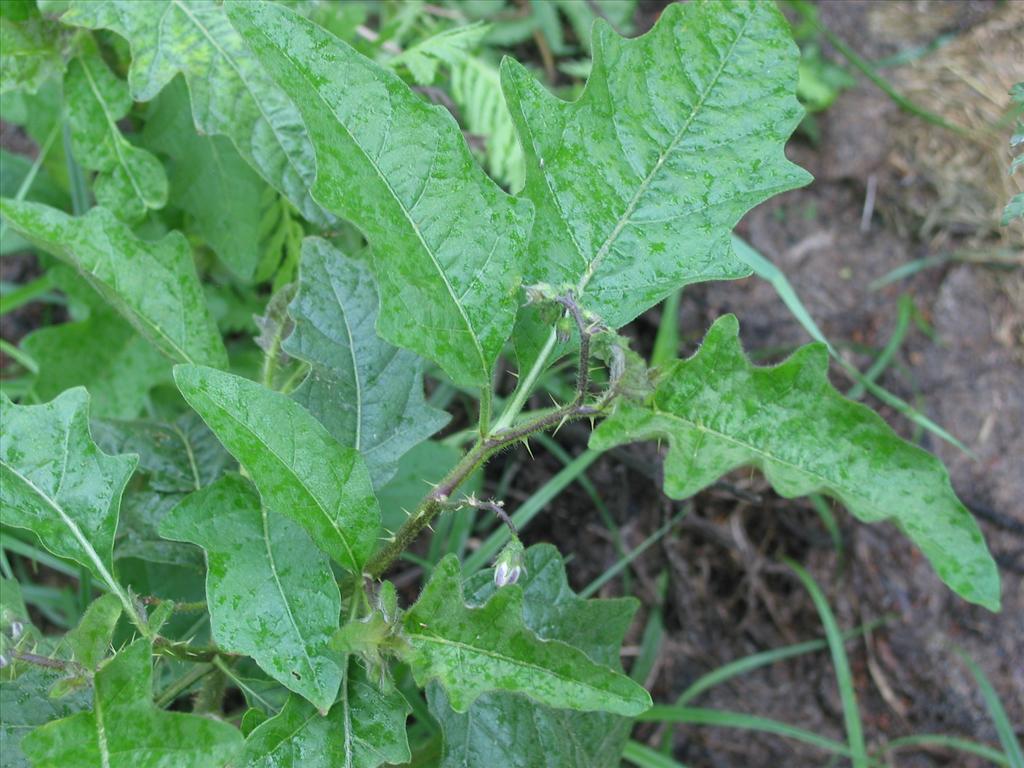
[786,560,868,768]
[882,734,1010,766]
[622,739,689,768]
[958,650,1024,768]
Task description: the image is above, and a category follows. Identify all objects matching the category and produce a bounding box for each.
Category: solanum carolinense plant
[0,1,1001,767]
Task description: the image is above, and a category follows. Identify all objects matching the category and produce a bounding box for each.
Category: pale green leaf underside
[0,200,227,368]
[0,388,135,592]
[284,238,449,487]
[161,475,342,712]
[50,0,328,225]
[228,1,534,389]
[590,314,1000,610]
[502,0,811,353]
[429,545,637,768]
[172,365,379,572]
[240,660,411,768]
[22,640,242,768]
[402,555,651,716]
[65,38,168,222]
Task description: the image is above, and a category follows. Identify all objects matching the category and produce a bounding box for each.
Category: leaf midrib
[579,11,755,294]
[258,505,321,697]
[192,387,360,568]
[0,462,121,597]
[649,405,882,512]
[409,630,637,710]
[327,277,363,451]
[255,18,490,385]
[76,53,151,207]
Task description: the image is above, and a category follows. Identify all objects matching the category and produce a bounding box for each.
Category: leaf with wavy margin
[172,364,379,572]
[0,200,227,368]
[591,314,1000,610]
[46,0,328,224]
[502,0,811,365]
[227,0,534,390]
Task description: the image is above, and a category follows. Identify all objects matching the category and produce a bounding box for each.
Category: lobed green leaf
[502,0,811,365]
[22,639,242,768]
[0,200,227,368]
[0,388,135,596]
[47,0,329,224]
[227,0,534,390]
[283,238,449,487]
[65,36,168,222]
[172,365,379,572]
[240,659,410,768]
[428,544,639,767]
[591,314,1000,610]
[0,3,63,95]
[401,554,651,716]
[161,475,343,712]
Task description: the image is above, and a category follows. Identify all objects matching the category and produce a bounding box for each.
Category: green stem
[368,292,603,578]
[491,327,558,433]
[365,400,596,578]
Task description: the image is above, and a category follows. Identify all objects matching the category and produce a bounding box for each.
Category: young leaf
[46,0,328,225]
[172,365,379,572]
[283,238,449,487]
[65,593,122,670]
[428,544,638,768]
[0,388,135,603]
[240,660,411,768]
[227,1,534,390]
[65,36,168,222]
[400,555,651,716]
[501,0,811,358]
[21,639,242,768]
[590,314,1000,611]
[160,475,343,712]
[0,200,227,368]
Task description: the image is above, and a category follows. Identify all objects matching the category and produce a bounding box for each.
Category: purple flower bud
[9,620,23,640]
[493,538,526,588]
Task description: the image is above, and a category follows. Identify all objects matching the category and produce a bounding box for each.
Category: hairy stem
[366,292,600,578]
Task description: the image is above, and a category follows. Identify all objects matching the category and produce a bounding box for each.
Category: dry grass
[870,2,1024,247]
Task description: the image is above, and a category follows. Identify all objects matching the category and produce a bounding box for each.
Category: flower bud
[9,621,23,640]
[493,538,526,588]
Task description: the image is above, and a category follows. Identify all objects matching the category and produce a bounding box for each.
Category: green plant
[0,1,1002,766]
